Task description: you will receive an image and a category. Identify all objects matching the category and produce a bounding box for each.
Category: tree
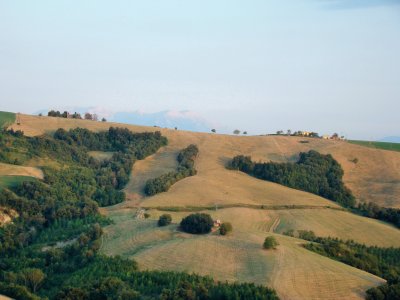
[233,129,241,135]
[263,236,279,250]
[180,213,214,234]
[276,130,284,135]
[102,118,107,122]
[220,222,232,235]
[92,114,98,121]
[243,131,248,135]
[158,214,172,226]
[21,268,45,293]
[211,129,216,133]
[84,113,93,120]
[287,129,292,136]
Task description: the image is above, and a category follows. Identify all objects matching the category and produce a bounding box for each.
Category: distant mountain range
[379,136,400,143]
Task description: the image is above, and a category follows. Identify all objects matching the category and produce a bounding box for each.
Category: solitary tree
[84,113,93,120]
[101,117,107,122]
[158,214,172,226]
[243,131,248,135]
[233,129,241,135]
[211,129,216,133]
[263,236,279,250]
[220,222,233,235]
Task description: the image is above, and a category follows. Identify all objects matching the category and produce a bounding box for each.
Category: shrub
[158,214,172,226]
[180,213,213,234]
[144,213,150,219]
[220,222,233,235]
[263,236,279,250]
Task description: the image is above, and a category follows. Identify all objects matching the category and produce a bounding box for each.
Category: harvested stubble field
[8,113,400,299]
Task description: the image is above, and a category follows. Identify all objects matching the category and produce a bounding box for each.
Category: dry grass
[9,113,400,299]
[102,208,385,300]
[88,151,115,161]
[10,114,400,208]
[0,207,18,227]
[0,162,43,179]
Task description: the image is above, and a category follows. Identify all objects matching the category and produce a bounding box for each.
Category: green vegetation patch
[349,140,400,152]
[0,175,36,190]
[0,111,16,128]
[230,150,355,208]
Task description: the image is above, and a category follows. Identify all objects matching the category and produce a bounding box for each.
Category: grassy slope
[0,162,43,179]
[7,113,400,299]
[349,140,400,152]
[0,111,15,128]
[102,208,386,300]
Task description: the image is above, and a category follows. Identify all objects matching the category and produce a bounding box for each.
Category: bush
[180,213,214,234]
[158,214,172,226]
[144,213,150,219]
[263,236,279,250]
[220,222,232,235]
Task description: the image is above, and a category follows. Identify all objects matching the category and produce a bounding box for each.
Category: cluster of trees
[144,144,199,196]
[230,150,356,208]
[47,110,106,121]
[293,231,400,300]
[180,213,214,234]
[275,130,320,137]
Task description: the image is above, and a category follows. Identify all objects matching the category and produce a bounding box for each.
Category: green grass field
[0,111,16,128]
[349,140,400,152]
[0,175,36,189]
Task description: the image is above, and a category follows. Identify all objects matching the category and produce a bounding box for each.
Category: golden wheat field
[7,113,400,299]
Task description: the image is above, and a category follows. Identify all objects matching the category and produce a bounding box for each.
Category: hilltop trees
[233,129,241,135]
[180,213,214,234]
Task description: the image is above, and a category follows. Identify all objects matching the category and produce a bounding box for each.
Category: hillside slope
[10,113,400,208]
[6,113,400,299]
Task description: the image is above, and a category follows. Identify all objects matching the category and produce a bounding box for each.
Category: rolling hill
[4,113,400,299]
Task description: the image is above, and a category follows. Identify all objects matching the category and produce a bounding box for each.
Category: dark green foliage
[356,202,400,229]
[219,222,232,235]
[144,144,198,196]
[158,214,172,226]
[231,150,356,208]
[180,213,214,234]
[263,236,279,249]
[366,283,400,300]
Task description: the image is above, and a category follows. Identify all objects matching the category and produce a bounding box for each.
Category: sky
[0,0,399,139]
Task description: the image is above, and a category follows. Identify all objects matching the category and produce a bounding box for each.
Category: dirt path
[269,217,281,233]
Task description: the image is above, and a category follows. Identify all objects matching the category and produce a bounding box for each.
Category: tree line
[230,150,356,208]
[144,144,199,196]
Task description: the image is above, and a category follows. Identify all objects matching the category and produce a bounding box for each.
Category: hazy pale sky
[0,0,399,139]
